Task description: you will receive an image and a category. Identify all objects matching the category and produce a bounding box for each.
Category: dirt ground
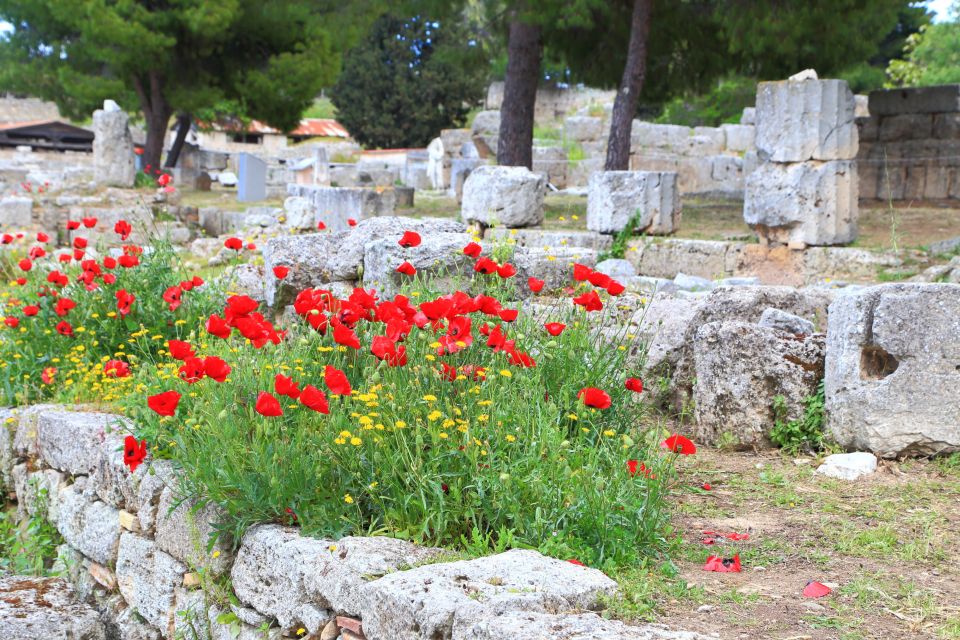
[613,449,960,640]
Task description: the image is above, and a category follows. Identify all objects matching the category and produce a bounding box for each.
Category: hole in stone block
[860,346,899,379]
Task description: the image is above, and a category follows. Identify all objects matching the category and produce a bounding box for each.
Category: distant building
[185,118,350,154]
[0,120,94,152]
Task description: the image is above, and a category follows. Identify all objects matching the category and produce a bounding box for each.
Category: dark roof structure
[0,120,94,152]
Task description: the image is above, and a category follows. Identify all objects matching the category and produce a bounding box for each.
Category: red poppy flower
[1,234,12,244]
[573,263,592,281]
[566,559,586,567]
[203,356,231,382]
[498,309,518,322]
[577,387,611,409]
[626,459,639,476]
[324,365,352,396]
[573,290,603,312]
[371,336,407,366]
[255,391,283,417]
[55,320,73,336]
[226,295,258,316]
[115,220,132,240]
[299,384,329,414]
[37,232,49,243]
[333,322,361,349]
[544,322,566,336]
[206,314,232,339]
[396,261,416,276]
[23,305,39,317]
[317,221,326,230]
[346,218,357,226]
[528,277,545,293]
[123,435,148,473]
[66,220,81,231]
[703,555,741,573]
[606,280,626,296]
[163,286,182,311]
[275,374,301,399]
[399,230,421,247]
[15,277,26,286]
[662,433,697,455]
[587,271,611,288]
[224,237,243,251]
[178,357,206,384]
[625,377,643,393]
[474,257,498,274]
[103,256,117,269]
[116,290,135,316]
[702,483,712,491]
[18,258,31,272]
[497,263,517,278]
[104,360,131,378]
[148,390,181,416]
[272,266,289,280]
[118,254,139,268]
[54,298,76,317]
[463,242,482,258]
[803,581,832,598]
[73,248,86,261]
[73,237,87,249]
[158,173,172,187]
[168,340,195,360]
[245,243,256,251]
[4,316,19,328]
[41,367,56,384]
[81,216,97,228]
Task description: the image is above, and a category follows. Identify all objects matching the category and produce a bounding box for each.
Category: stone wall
[858,85,960,200]
[0,95,61,124]
[0,405,706,640]
[484,81,617,122]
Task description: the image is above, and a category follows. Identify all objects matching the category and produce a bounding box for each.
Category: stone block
[513,246,598,294]
[56,484,121,565]
[744,160,858,246]
[692,321,825,448]
[868,85,960,116]
[358,549,617,640]
[755,79,858,161]
[453,611,710,640]
[710,156,744,193]
[483,228,612,252]
[630,121,691,151]
[689,127,726,155]
[720,124,755,153]
[586,171,680,235]
[825,283,960,457]
[856,116,878,142]
[563,116,604,142]
[93,100,136,187]
[116,532,187,636]
[532,146,567,188]
[0,576,106,640]
[0,197,33,227]
[630,238,734,280]
[362,232,475,298]
[461,165,546,228]
[933,113,960,139]
[925,166,952,199]
[470,110,500,136]
[740,107,756,125]
[877,165,905,200]
[286,184,397,231]
[904,165,926,200]
[815,452,878,481]
[879,114,933,141]
[37,410,126,476]
[155,486,233,576]
[759,307,815,335]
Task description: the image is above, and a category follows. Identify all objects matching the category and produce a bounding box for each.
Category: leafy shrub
[769,381,826,455]
[0,486,63,575]
[655,76,757,128]
[122,252,682,569]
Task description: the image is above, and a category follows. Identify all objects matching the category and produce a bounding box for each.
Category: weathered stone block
[879,114,933,141]
[453,611,709,640]
[0,576,106,640]
[868,85,960,116]
[744,160,858,246]
[755,79,858,161]
[586,171,680,235]
[532,146,567,188]
[563,116,604,142]
[93,100,136,188]
[631,121,690,150]
[0,197,32,227]
[37,410,126,476]
[513,246,598,293]
[286,184,396,231]
[483,228,613,252]
[155,486,233,576]
[720,123,756,153]
[56,484,121,565]
[363,232,475,298]
[359,549,617,640]
[461,166,546,228]
[693,321,825,448]
[629,238,736,280]
[116,533,187,636]
[825,283,960,457]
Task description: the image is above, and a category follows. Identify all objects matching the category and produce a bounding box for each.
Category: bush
[769,381,826,455]
[121,248,683,569]
[0,485,63,575]
[0,223,222,405]
[655,77,756,128]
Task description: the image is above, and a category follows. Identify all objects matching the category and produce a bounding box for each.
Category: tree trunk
[164,113,192,169]
[132,72,171,173]
[605,0,653,171]
[497,18,542,169]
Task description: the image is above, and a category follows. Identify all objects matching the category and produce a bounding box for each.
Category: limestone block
[37,410,127,476]
[563,116,604,142]
[0,197,32,227]
[116,533,187,635]
[0,576,105,640]
[56,484,121,565]
[755,79,858,161]
[825,283,960,457]
[720,124,756,153]
[586,171,680,235]
[868,85,960,116]
[362,232,475,298]
[744,160,858,246]
[692,321,825,448]
[93,100,136,187]
[155,485,233,576]
[461,166,546,228]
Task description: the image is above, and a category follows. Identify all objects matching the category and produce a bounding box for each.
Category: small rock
[789,69,819,81]
[816,452,877,481]
[697,605,714,613]
[320,619,339,640]
[802,602,827,613]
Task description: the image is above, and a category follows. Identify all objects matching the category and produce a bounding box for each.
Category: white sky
[928,0,956,21]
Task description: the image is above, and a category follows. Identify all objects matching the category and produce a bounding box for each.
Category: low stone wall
[858,85,960,200]
[286,184,397,231]
[0,406,705,640]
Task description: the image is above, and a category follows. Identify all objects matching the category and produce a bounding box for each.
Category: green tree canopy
[887,2,960,87]
[331,13,488,149]
[0,0,360,167]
